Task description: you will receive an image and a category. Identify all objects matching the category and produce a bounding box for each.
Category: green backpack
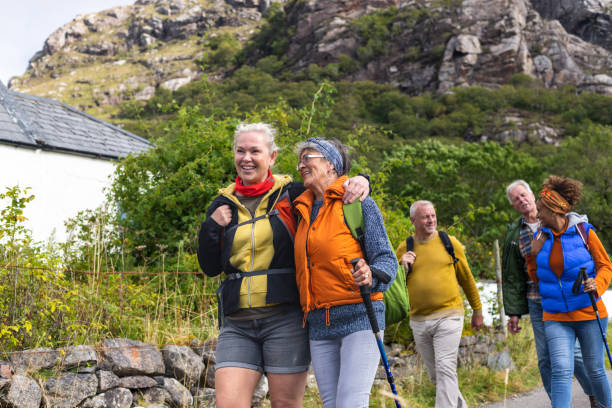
[343,200,410,325]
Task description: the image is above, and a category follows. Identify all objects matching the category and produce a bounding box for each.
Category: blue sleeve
[361,197,398,292]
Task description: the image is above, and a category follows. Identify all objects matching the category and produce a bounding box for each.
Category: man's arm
[451,236,483,330]
[501,219,528,332]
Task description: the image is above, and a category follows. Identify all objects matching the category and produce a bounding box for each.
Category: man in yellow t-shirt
[396,200,482,408]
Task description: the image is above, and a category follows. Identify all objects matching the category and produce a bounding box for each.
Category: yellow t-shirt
[395,233,482,321]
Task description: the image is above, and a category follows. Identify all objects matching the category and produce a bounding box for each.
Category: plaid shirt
[519,219,541,301]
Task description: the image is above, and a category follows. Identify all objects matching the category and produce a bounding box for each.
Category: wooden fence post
[494,239,507,336]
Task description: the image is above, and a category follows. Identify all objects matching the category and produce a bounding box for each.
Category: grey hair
[294,138,352,175]
[410,200,434,217]
[505,180,533,203]
[233,122,279,154]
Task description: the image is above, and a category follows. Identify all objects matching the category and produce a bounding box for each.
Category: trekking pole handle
[351,258,380,333]
[578,267,599,311]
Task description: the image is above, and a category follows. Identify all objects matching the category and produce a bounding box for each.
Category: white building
[0,81,152,241]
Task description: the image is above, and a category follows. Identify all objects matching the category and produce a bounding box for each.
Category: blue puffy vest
[536,223,595,314]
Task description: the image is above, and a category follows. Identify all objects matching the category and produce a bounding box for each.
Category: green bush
[200,33,242,69]
[549,124,612,251]
[381,139,545,277]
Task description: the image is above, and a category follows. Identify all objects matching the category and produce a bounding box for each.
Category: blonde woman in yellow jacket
[197,124,369,408]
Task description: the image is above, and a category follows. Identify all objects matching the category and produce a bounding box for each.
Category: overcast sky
[1,0,134,85]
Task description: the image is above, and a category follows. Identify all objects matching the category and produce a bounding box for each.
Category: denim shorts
[215,307,310,374]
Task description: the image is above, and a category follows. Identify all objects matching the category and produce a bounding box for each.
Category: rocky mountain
[279,0,612,95]
[8,0,612,118]
[8,0,282,116]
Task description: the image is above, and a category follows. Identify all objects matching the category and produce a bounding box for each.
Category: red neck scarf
[235,170,275,197]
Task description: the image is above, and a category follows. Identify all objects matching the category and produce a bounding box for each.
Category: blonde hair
[233,122,279,154]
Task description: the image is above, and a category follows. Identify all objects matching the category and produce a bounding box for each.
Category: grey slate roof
[0,81,152,159]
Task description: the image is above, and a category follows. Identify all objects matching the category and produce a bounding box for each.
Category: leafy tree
[109,83,340,255]
[549,124,612,250]
[200,33,242,69]
[110,108,237,254]
[381,139,544,243]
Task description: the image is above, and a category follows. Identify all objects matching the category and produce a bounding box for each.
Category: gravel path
[477,371,612,408]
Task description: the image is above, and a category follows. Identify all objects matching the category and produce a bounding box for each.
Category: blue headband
[306,137,344,176]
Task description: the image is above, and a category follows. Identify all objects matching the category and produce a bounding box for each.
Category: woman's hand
[342,175,369,203]
[531,230,546,256]
[583,277,598,294]
[351,258,372,287]
[210,205,232,227]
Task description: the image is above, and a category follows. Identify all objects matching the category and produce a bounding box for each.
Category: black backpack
[405,231,458,274]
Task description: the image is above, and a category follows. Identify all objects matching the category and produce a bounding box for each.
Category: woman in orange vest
[197,124,369,408]
[293,137,397,408]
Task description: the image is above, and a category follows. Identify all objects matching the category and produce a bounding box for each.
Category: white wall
[0,144,116,242]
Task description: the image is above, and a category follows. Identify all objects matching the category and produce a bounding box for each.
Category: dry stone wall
[0,338,228,408]
[0,333,511,407]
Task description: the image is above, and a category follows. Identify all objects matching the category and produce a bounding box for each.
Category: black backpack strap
[405,236,414,252]
[225,267,295,280]
[438,231,458,264]
[405,236,414,274]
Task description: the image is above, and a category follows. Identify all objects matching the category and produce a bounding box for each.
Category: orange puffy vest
[293,176,383,315]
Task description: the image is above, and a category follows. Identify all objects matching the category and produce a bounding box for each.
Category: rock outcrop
[8,0,612,117]
[8,0,286,115]
[529,0,612,52]
[281,0,612,95]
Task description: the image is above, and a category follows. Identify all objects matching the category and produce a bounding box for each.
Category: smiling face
[508,184,536,217]
[536,200,555,228]
[411,203,437,239]
[234,131,277,185]
[297,149,335,193]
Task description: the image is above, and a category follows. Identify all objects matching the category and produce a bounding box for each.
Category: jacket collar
[219,174,292,206]
[294,175,348,210]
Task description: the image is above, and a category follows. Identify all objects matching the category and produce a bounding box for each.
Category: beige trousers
[410,315,468,408]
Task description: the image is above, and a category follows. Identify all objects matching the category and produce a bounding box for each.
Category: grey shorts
[215,307,310,374]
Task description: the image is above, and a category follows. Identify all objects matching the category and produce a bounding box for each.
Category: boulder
[192,387,215,407]
[1,375,42,408]
[80,388,133,408]
[101,338,165,376]
[487,351,515,371]
[98,370,121,392]
[135,86,157,101]
[119,375,158,389]
[162,345,205,387]
[59,345,97,371]
[159,77,192,91]
[161,377,193,407]
[252,375,268,406]
[42,373,98,408]
[191,338,216,365]
[137,387,172,404]
[9,348,58,373]
[0,361,12,379]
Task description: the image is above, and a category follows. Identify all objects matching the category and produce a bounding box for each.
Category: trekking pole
[573,267,612,367]
[351,258,402,408]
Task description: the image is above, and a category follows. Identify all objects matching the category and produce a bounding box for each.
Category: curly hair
[541,175,583,207]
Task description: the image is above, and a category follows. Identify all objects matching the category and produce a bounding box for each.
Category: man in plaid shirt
[502,180,596,406]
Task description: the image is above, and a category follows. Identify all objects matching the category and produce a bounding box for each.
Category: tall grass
[0,186,221,357]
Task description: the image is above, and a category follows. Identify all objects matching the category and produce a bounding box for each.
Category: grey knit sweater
[307,197,397,340]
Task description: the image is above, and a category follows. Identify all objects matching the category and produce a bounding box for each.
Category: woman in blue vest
[197,123,369,408]
[530,175,612,408]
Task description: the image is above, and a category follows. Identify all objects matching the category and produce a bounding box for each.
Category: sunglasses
[296,154,325,170]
